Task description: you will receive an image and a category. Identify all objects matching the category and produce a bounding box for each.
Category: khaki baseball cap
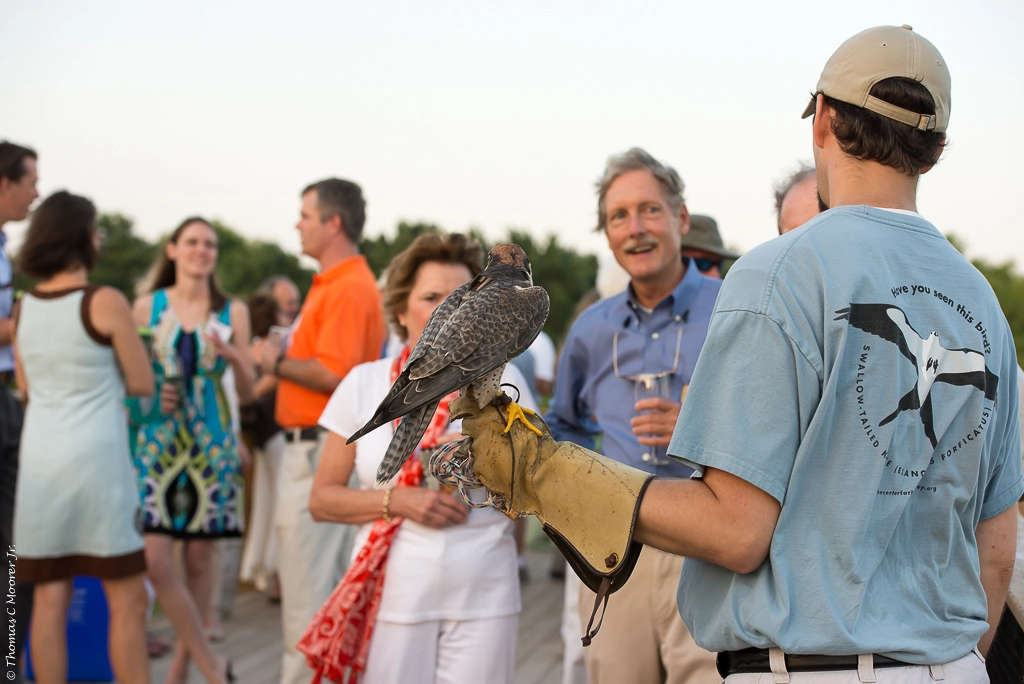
[801,25,950,133]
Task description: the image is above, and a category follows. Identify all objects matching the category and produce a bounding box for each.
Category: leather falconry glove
[445,395,654,645]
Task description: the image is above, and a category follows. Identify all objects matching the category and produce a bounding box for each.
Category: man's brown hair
[824,77,945,176]
[302,178,366,243]
[17,191,98,279]
[247,292,279,339]
[0,142,37,183]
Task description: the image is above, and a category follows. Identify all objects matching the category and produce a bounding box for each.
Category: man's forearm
[635,473,780,574]
[276,357,341,395]
[0,318,12,347]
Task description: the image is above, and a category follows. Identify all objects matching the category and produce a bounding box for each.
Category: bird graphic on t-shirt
[348,244,550,487]
[834,303,998,448]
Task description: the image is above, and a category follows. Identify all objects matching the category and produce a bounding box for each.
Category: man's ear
[812,94,830,151]
[327,213,344,237]
[678,204,691,236]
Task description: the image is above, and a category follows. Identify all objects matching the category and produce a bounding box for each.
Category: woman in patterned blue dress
[131,216,252,684]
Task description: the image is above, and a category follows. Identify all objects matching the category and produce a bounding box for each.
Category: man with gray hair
[773,163,819,234]
[546,147,720,683]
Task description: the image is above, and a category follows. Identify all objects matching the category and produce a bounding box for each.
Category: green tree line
[12,217,1023,357]
[362,221,598,342]
[16,214,598,345]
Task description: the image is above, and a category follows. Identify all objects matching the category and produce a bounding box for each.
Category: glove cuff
[536,463,654,646]
[544,470,654,591]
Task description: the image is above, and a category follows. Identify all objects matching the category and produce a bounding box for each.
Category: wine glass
[634,372,673,466]
[162,354,184,412]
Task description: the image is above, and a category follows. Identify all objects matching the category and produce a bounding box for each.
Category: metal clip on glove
[447,395,654,645]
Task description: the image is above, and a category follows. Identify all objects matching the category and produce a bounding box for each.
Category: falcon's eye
[521,269,530,279]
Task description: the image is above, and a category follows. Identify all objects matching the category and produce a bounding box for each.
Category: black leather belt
[0,370,13,387]
[717,648,909,677]
[284,426,322,443]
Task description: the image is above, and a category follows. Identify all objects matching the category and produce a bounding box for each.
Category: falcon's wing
[349,282,549,444]
[412,283,549,378]
[406,280,475,366]
[375,283,548,422]
[345,281,474,445]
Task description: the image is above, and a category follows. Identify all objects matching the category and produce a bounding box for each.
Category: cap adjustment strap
[864,94,936,131]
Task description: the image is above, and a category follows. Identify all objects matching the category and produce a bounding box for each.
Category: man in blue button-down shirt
[547,147,722,684]
[0,141,38,684]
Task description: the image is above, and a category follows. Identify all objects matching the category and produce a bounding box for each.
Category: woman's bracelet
[382,488,394,523]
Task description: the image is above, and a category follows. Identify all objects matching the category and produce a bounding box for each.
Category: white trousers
[210,537,243,620]
[361,614,519,684]
[561,563,588,684]
[723,648,988,684]
[240,432,285,584]
[276,436,353,684]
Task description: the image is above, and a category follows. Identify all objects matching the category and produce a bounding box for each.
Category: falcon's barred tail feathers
[375,400,438,487]
[346,242,550,489]
[345,372,415,445]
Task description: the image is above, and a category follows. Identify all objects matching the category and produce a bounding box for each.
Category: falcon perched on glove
[347,243,550,487]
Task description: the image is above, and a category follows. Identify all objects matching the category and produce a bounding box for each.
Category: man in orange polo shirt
[258,178,385,684]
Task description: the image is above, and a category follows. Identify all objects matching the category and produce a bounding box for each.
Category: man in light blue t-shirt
[452,25,1020,684]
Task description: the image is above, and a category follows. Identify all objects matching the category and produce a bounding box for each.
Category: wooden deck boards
[144,548,565,684]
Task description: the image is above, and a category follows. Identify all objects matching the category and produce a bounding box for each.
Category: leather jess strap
[717,648,909,677]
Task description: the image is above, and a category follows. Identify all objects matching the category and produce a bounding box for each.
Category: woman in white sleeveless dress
[303,233,531,684]
[13,191,154,683]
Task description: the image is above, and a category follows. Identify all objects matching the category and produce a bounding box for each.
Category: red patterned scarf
[297,346,457,683]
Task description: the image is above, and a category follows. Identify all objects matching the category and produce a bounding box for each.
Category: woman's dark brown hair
[383,232,484,342]
[17,190,98,280]
[137,216,230,312]
[825,77,945,176]
[247,292,279,339]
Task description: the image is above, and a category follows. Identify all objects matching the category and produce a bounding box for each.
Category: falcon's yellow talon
[503,401,543,436]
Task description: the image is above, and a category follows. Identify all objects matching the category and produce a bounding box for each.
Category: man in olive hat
[451,26,1019,683]
[678,214,739,279]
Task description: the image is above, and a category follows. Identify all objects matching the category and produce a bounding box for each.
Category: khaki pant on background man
[276,432,352,684]
[578,548,718,684]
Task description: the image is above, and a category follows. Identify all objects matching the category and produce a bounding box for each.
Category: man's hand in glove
[448,395,652,588]
[448,393,781,578]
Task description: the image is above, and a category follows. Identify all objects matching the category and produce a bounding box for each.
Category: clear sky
[3,0,1023,268]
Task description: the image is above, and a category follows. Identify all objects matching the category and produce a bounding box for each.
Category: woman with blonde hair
[299,232,535,684]
[131,216,253,683]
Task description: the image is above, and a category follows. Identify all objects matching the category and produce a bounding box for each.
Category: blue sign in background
[25,577,113,682]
